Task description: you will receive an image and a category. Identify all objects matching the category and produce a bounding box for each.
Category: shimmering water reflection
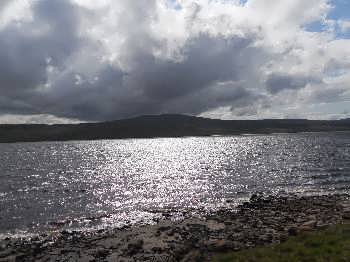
[0,133,350,235]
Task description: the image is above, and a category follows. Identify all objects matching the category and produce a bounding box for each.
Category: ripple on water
[0,132,349,235]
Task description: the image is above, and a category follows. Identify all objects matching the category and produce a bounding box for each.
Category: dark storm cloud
[121,33,266,116]
[0,0,82,111]
[138,35,254,99]
[39,33,266,121]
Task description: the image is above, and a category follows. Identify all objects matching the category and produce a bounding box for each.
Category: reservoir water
[1,132,350,237]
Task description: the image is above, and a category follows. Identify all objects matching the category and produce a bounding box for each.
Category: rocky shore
[1,193,350,262]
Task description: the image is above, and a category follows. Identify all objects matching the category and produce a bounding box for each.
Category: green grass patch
[213,224,350,262]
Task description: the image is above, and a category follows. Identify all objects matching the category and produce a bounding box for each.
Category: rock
[125,239,143,255]
[151,246,164,253]
[97,238,120,250]
[158,226,171,232]
[166,229,175,236]
[228,233,242,241]
[259,233,273,243]
[316,223,329,230]
[61,249,74,255]
[224,221,233,226]
[154,230,161,237]
[299,220,317,231]
[61,230,74,236]
[250,193,260,202]
[106,253,120,262]
[94,248,110,258]
[0,255,16,262]
[182,250,204,262]
[288,226,298,236]
[78,254,95,262]
[342,211,350,220]
[204,239,234,252]
[0,249,13,258]
[206,220,226,231]
[279,233,289,242]
[171,245,188,259]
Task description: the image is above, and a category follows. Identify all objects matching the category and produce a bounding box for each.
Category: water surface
[1,132,350,236]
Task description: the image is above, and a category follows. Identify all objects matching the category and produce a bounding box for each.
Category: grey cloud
[265,73,320,94]
[55,33,266,121]
[324,58,350,78]
[0,0,10,12]
[0,0,276,121]
[309,87,348,104]
[0,1,79,82]
[0,0,84,111]
[0,0,269,122]
[1,0,344,122]
[139,35,256,100]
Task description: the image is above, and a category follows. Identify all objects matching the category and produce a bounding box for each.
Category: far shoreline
[1,114,350,144]
[1,129,350,145]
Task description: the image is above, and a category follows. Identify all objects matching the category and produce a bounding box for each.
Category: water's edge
[0,193,349,261]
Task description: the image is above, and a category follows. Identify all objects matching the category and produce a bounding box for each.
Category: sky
[0,0,349,124]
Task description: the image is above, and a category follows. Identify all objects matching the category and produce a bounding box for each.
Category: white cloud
[0,114,83,124]
[338,19,350,33]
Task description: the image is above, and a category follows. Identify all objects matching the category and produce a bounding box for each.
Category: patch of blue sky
[305,0,350,38]
[166,0,182,10]
[329,0,350,38]
[328,0,350,20]
[305,21,326,33]
[166,0,248,9]
[336,28,350,39]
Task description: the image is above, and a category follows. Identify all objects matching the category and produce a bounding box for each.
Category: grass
[213,224,350,262]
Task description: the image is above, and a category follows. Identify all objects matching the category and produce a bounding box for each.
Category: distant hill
[1,114,350,143]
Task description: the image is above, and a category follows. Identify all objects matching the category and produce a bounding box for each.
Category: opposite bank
[1,114,350,143]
